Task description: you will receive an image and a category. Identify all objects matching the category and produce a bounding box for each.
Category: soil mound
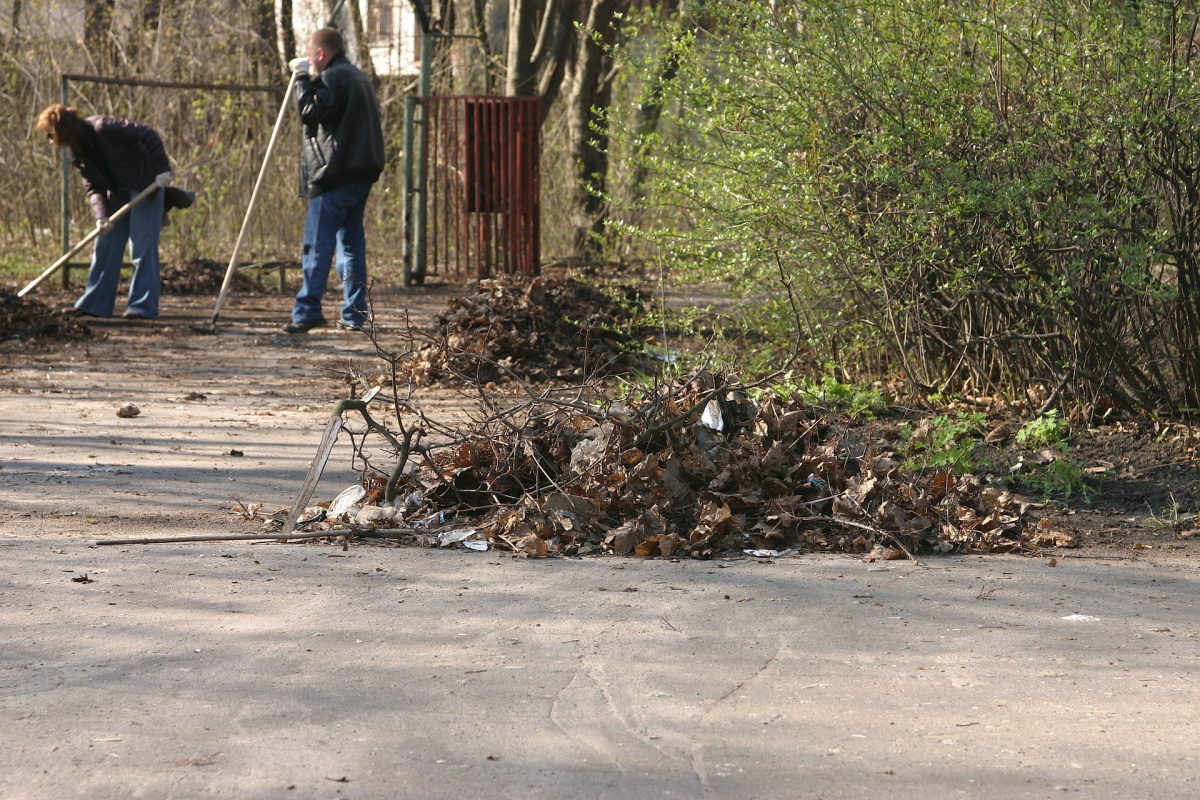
[0,288,94,342]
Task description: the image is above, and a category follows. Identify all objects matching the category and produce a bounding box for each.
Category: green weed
[897,411,988,471]
[1141,493,1198,530]
[753,369,888,419]
[1019,458,1096,503]
[1016,410,1069,448]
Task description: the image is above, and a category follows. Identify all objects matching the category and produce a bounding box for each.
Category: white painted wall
[287,0,421,78]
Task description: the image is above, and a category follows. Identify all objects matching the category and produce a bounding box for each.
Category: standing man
[284,27,385,334]
[37,104,172,320]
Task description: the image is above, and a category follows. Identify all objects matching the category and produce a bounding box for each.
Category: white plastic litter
[462,540,489,552]
[328,485,367,517]
[354,505,391,526]
[743,549,794,558]
[437,528,477,547]
[1061,614,1100,622]
[701,399,724,431]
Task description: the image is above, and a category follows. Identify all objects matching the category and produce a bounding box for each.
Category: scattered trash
[71,573,94,583]
[1061,614,1099,622]
[329,485,368,517]
[414,510,445,528]
[116,403,140,418]
[701,399,724,432]
[437,528,479,548]
[354,505,393,526]
[743,549,794,558]
[228,449,244,457]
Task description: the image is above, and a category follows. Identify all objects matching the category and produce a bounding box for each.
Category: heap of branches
[296,278,1071,559]
[388,368,1057,558]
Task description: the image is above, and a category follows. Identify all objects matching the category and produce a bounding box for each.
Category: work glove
[289,57,310,76]
[155,171,172,188]
[95,217,114,236]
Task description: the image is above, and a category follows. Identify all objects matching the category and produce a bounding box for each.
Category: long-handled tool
[18,182,161,298]
[207,0,348,332]
[206,69,299,331]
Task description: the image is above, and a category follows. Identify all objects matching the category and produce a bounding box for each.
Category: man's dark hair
[311,27,345,57]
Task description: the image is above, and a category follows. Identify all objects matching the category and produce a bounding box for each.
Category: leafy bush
[623,1,1200,413]
[754,369,888,419]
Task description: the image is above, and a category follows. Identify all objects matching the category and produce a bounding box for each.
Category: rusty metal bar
[416,95,540,280]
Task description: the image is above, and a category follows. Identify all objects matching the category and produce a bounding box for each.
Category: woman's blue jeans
[292,180,373,327]
[75,186,165,318]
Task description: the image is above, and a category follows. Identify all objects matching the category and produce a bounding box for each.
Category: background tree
[84,0,116,67]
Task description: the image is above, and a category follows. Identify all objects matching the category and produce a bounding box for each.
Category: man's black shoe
[283,319,326,334]
[336,320,364,332]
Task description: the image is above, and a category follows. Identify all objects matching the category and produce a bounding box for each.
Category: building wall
[287,0,420,78]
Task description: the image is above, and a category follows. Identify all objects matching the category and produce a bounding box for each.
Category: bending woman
[37,104,172,320]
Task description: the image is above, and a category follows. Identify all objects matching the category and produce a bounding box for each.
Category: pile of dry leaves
[402,275,657,385]
[324,369,1068,559]
[160,258,262,295]
[0,288,94,343]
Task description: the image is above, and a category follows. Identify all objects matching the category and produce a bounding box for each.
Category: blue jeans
[292,180,373,326]
[75,186,165,318]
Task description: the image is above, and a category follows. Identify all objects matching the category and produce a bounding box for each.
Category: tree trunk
[566,0,626,260]
[84,0,116,68]
[344,0,378,83]
[505,0,542,96]
[280,0,296,62]
[534,0,579,119]
[252,0,283,80]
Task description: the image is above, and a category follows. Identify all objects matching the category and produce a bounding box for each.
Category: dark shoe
[336,320,364,332]
[122,311,157,320]
[283,319,326,334]
[60,306,100,318]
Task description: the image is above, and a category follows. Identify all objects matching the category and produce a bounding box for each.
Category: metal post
[59,75,71,288]
[410,30,433,284]
[401,94,416,285]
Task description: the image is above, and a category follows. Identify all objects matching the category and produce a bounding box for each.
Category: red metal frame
[422,96,541,279]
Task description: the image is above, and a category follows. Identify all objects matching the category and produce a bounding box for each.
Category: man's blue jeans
[75,186,164,318]
[292,180,374,327]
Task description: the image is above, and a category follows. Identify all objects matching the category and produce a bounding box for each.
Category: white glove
[155,171,172,188]
[96,218,114,235]
[289,57,310,75]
